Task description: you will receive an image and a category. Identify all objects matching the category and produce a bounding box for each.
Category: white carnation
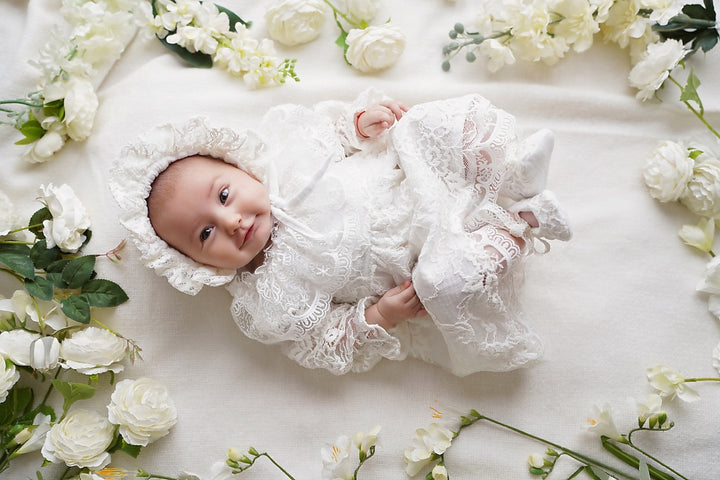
[642,140,694,202]
[41,408,114,469]
[107,377,178,446]
[60,327,126,375]
[629,39,688,101]
[0,356,20,403]
[345,24,406,73]
[265,0,326,46]
[38,183,91,253]
[680,157,720,218]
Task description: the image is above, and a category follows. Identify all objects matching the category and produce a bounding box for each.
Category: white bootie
[509,190,572,242]
[503,129,555,200]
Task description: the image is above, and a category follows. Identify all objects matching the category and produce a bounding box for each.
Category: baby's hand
[365,280,426,330]
[355,100,408,139]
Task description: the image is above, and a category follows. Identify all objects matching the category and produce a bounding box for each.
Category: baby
[111,89,571,376]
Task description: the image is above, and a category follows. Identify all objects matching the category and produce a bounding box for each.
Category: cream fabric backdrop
[2,0,719,478]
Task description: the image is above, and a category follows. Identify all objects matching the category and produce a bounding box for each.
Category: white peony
[345,0,380,22]
[629,39,688,101]
[41,408,114,469]
[0,189,18,235]
[404,423,454,476]
[29,336,61,371]
[642,140,694,202]
[107,377,178,446]
[646,365,700,402]
[0,356,21,403]
[38,183,91,253]
[0,329,41,366]
[265,0,327,46]
[680,157,720,218]
[60,327,126,375]
[345,23,406,73]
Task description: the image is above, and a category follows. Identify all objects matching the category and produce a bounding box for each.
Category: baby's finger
[382,101,407,120]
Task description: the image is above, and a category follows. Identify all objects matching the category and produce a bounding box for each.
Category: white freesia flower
[0,190,18,236]
[321,434,355,480]
[629,39,688,101]
[646,365,700,402]
[29,336,61,371]
[713,341,720,374]
[107,377,178,446]
[0,290,69,331]
[0,356,21,403]
[60,327,126,375]
[586,404,623,440]
[352,425,380,455]
[38,183,91,253]
[404,423,454,476]
[345,23,406,73]
[41,408,114,469]
[431,464,448,480]
[13,413,52,456]
[528,453,545,468]
[265,0,327,46]
[0,329,41,366]
[678,217,715,253]
[346,0,380,22]
[680,157,720,218]
[642,140,694,202]
[634,393,663,423]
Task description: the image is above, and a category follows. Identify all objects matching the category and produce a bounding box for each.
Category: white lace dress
[225,89,543,376]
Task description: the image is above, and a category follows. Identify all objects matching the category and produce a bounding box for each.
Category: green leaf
[46,258,70,273]
[29,207,52,239]
[0,243,31,255]
[157,35,214,68]
[51,380,95,413]
[601,436,675,480]
[61,255,96,289]
[680,69,703,113]
[24,276,54,301]
[60,295,90,323]
[15,119,45,145]
[694,28,719,53]
[529,467,545,475]
[683,4,710,20]
[0,386,33,425]
[0,251,36,280]
[30,239,62,270]
[216,3,252,31]
[42,99,65,121]
[108,434,143,458]
[82,279,129,307]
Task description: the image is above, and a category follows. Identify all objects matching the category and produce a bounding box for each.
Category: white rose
[346,0,380,22]
[680,158,720,218]
[345,24,406,73]
[629,39,688,101]
[38,183,91,253]
[0,189,18,235]
[265,0,327,46]
[0,356,21,403]
[23,130,66,164]
[62,77,99,141]
[41,408,114,469]
[0,329,41,366]
[642,140,694,202]
[60,327,126,375]
[107,377,178,446]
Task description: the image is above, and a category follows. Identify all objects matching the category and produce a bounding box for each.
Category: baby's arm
[355,101,408,139]
[365,280,426,330]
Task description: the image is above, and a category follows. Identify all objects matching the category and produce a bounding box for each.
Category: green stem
[4,223,43,235]
[0,240,34,245]
[322,0,362,29]
[471,413,638,480]
[710,250,716,258]
[625,441,688,480]
[0,267,24,283]
[683,377,720,382]
[140,474,180,480]
[0,99,43,108]
[257,453,295,480]
[668,75,720,139]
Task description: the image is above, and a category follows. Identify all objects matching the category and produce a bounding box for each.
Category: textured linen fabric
[2,1,719,479]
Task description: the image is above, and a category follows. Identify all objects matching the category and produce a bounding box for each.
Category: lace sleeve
[312,87,391,156]
[228,278,404,375]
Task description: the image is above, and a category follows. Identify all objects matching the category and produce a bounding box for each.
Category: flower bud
[29,336,60,371]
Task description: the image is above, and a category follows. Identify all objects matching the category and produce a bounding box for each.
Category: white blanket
[2,0,719,478]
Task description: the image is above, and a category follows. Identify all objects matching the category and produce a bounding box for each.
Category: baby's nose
[223,213,242,234]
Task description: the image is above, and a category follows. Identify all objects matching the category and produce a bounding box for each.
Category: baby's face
[151,156,272,270]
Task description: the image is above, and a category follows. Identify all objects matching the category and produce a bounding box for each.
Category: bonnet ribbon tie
[268,151,336,240]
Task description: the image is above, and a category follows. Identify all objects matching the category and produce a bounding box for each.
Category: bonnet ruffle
[109,117,266,295]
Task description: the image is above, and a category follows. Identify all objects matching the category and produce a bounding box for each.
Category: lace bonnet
[109,117,266,295]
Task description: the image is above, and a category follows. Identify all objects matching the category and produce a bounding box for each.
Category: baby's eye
[219,187,229,204]
[200,226,213,242]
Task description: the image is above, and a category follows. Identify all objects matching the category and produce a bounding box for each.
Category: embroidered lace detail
[109,117,266,295]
